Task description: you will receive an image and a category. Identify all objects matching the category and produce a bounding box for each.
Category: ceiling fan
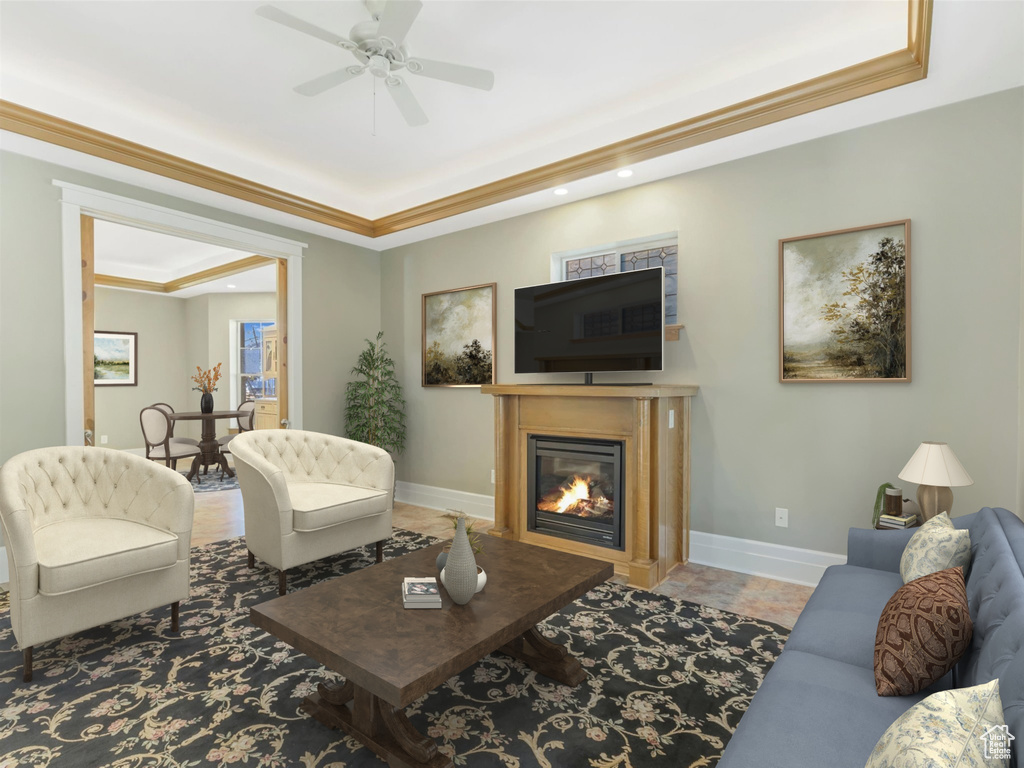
[256,1,494,127]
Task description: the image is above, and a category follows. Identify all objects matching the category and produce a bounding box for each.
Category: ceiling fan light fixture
[617,169,634,178]
[553,188,569,196]
[368,55,391,78]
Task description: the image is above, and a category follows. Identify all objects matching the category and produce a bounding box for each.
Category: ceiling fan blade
[256,5,353,49]
[386,78,428,127]
[408,58,494,91]
[294,67,363,97]
[376,0,422,48]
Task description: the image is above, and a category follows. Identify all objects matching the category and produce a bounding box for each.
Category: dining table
[168,409,245,482]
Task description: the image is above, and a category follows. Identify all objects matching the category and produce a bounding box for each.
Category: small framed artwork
[94,331,138,386]
[779,220,910,383]
[422,283,496,387]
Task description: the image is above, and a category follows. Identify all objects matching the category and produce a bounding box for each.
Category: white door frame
[56,180,306,446]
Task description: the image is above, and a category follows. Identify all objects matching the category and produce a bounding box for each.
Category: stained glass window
[556,237,678,325]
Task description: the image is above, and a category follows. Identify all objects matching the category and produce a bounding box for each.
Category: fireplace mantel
[482,383,697,588]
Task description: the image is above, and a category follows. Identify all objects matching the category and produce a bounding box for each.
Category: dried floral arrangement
[191,363,223,394]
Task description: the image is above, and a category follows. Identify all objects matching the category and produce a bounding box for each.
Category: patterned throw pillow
[900,511,972,583]
[875,566,972,696]
[866,679,1010,768]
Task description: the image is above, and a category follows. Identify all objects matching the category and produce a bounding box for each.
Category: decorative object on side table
[442,516,478,604]
[898,441,974,522]
[345,332,406,456]
[779,220,910,382]
[94,331,138,386]
[192,363,222,413]
[422,282,496,387]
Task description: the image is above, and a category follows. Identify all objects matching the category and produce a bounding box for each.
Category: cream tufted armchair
[0,447,194,682]
[229,430,394,595]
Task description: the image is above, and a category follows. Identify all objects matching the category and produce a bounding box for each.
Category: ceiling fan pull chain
[372,77,377,137]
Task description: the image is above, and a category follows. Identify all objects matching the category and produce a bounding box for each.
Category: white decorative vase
[443,517,478,605]
[475,566,487,593]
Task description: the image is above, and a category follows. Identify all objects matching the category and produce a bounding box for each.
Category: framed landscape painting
[422,283,496,387]
[779,220,910,383]
[94,331,138,386]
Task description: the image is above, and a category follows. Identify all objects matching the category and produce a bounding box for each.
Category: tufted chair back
[0,445,190,531]
[232,429,394,495]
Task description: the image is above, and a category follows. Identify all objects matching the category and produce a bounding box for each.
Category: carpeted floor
[179,469,240,493]
[0,532,788,767]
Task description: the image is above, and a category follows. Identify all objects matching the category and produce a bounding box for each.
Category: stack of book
[402,577,442,609]
[878,513,919,529]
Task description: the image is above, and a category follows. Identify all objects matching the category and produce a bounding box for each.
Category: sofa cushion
[716,650,938,768]
[784,564,906,669]
[874,566,972,696]
[865,679,1009,768]
[34,518,179,595]
[900,512,972,583]
[289,482,389,532]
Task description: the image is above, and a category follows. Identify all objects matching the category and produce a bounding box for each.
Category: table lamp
[897,442,973,522]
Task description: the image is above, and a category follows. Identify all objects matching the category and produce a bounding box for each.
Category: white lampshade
[898,442,974,487]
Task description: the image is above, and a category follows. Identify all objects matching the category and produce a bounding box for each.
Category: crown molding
[96,254,275,293]
[0,102,374,237]
[1,0,932,240]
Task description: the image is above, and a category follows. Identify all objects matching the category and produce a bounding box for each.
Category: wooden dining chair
[152,403,200,448]
[140,406,202,477]
[218,401,257,455]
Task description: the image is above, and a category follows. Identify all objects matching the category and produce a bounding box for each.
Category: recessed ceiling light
[226,284,237,289]
[553,188,569,196]
[617,169,633,178]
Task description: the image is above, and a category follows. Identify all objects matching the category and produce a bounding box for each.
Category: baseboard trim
[393,481,843,586]
[0,545,8,585]
[689,531,845,587]
[395,481,495,521]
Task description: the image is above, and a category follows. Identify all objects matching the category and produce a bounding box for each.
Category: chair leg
[172,459,178,471]
[278,570,287,596]
[376,540,384,563]
[248,550,255,569]
[171,601,180,633]
[23,647,32,683]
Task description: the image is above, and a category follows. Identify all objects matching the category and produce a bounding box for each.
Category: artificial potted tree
[345,331,407,458]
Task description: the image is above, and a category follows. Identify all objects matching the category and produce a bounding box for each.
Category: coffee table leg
[499,626,586,687]
[303,680,453,768]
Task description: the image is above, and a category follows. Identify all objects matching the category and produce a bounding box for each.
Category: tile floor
[190,489,814,628]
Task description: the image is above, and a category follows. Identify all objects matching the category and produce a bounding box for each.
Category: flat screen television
[514,267,664,376]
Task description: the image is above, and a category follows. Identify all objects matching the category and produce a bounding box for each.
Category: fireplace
[527,435,625,550]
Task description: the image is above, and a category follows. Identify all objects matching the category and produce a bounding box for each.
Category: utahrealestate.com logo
[979,724,1015,761]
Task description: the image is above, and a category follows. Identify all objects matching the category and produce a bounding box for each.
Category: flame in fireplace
[553,475,591,513]
[538,474,613,518]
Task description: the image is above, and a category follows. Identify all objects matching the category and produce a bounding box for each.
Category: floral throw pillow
[875,566,972,696]
[900,511,972,583]
[866,679,1010,768]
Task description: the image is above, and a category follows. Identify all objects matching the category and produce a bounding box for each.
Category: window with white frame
[551,234,679,325]
[238,321,276,400]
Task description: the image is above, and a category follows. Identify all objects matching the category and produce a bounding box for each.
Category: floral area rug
[0,532,787,767]
[178,469,240,494]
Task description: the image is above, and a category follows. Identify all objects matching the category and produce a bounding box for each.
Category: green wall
[1,88,1022,562]
[380,88,1024,555]
[93,287,277,448]
[0,152,383,463]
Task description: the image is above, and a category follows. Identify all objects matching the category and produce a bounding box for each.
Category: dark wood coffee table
[250,536,613,768]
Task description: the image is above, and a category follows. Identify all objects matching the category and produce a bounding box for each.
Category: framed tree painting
[422,283,496,387]
[94,331,138,386]
[779,220,910,383]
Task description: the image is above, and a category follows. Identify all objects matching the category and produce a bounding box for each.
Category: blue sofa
[718,507,1024,768]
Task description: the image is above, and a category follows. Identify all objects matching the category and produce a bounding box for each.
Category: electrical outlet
[775,507,789,528]
[490,469,496,484]
[100,435,108,444]
[668,409,675,429]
